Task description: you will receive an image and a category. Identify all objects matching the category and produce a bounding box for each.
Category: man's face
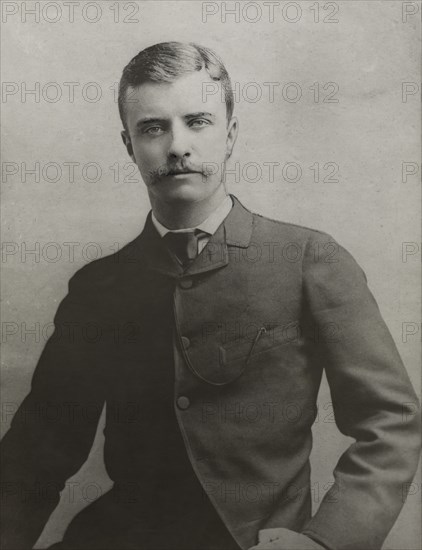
[121,69,238,205]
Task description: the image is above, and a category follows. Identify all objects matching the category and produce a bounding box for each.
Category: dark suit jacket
[1,196,420,550]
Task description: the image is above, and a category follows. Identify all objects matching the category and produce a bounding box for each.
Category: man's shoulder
[249,207,334,246]
[67,234,144,291]
[244,204,356,270]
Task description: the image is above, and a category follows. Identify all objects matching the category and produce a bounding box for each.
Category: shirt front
[151,194,233,254]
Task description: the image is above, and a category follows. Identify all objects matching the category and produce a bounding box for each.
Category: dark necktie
[163,229,208,267]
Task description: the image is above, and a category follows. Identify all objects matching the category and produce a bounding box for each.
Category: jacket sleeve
[0,268,108,550]
[299,233,421,550]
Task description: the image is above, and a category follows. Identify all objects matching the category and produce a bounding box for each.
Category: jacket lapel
[131,195,254,278]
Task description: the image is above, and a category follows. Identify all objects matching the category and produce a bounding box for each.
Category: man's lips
[166,170,201,176]
[150,166,207,181]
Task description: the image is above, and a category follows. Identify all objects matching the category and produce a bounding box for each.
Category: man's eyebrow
[184,112,216,120]
[135,112,216,129]
[136,117,166,128]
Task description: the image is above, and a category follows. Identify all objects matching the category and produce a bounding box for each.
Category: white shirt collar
[151,195,233,238]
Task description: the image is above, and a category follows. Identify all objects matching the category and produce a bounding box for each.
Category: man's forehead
[125,69,225,118]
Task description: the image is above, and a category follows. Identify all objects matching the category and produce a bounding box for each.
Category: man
[1,42,420,550]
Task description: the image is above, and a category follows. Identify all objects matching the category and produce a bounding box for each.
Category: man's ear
[225,116,239,160]
[121,130,135,162]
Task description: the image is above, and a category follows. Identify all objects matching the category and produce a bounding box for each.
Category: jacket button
[181,336,190,349]
[179,277,193,289]
[176,396,190,410]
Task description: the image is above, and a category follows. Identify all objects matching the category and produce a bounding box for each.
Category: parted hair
[118,41,234,130]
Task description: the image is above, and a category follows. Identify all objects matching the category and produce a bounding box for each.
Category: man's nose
[168,123,192,160]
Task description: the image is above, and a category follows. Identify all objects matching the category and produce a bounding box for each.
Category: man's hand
[248,528,326,550]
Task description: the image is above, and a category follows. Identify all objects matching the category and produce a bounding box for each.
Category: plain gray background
[1,1,421,548]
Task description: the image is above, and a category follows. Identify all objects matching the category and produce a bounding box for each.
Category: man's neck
[150,188,229,230]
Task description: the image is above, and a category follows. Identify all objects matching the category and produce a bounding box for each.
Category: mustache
[149,162,215,180]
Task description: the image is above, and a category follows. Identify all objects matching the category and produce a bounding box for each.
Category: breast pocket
[219,322,302,375]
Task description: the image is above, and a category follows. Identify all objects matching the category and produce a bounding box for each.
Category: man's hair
[118,41,234,131]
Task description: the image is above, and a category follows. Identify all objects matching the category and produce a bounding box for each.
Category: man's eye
[189,119,210,128]
[145,126,164,135]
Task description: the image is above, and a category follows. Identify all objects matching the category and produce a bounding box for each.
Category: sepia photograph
[1,1,421,549]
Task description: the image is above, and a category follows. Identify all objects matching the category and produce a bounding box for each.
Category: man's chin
[151,177,207,203]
